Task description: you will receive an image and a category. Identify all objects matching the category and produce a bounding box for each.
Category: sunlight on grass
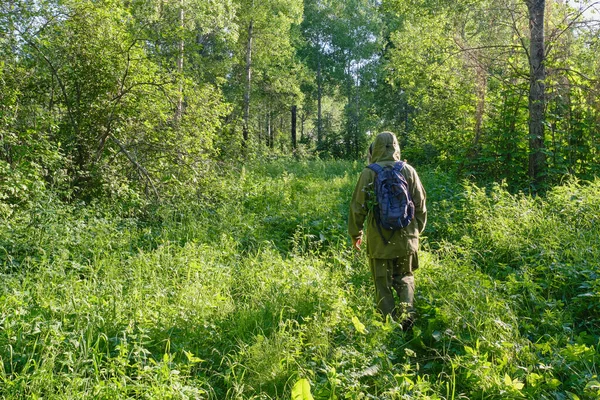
[1,161,599,398]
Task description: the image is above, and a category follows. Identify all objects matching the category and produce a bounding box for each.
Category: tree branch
[510,4,530,63]
[110,135,160,200]
[17,29,80,136]
[546,2,600,57]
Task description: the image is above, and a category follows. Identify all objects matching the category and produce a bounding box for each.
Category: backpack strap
[367,163,384,174]
[393,161,405,173]
[369,162,404,174]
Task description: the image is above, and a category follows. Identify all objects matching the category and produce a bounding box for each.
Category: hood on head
[370,131,400,163]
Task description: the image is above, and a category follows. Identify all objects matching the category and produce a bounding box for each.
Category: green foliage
[1,0,233,201]
[2,160,599,398]
[426,176,600,398]
[3,0,598,197]
[381,0,600,186]
[291,378,314,400]
[2,0,600,396]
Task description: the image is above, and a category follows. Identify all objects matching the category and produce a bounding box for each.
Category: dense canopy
[2,0,599,203]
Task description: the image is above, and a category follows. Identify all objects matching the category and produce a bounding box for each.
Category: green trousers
[369,254,418,321]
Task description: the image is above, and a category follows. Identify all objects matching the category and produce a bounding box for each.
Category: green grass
[1,160,599,399]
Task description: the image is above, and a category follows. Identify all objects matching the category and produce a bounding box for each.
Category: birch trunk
[243,19,254,142]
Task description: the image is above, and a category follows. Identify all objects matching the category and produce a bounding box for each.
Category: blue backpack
[367,161,415,244]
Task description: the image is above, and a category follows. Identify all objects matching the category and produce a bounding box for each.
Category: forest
[1,0,600,399]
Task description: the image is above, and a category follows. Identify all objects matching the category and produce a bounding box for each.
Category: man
[348,131,427,329]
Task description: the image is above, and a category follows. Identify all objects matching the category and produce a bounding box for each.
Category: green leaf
[513,380,524,390]
[504,374,524,391]
[184,350,204,364]
[566,391,581,400]
[291,378,314,400]
[546,378,561,389]
[585,380,600,390]
[351,315,367,334]
[527,372,543,388]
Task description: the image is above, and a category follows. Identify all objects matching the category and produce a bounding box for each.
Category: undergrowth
[0,160,599,399]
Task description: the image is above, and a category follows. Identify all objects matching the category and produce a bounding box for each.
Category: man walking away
[348,131,427,330]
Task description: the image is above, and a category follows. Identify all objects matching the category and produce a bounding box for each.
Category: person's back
[348,131,427,328]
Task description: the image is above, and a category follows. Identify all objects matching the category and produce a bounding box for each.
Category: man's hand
[352,237,362,251]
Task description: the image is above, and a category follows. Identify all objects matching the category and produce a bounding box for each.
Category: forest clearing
[2,160,600,398]
[2,0,600,398]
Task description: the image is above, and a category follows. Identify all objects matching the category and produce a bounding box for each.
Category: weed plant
[0,160,599,399]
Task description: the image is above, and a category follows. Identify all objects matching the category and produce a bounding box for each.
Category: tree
[299,0,382,157]
[0,0,236,200]
[380,0,600,185]
[232,0,303,146]
[526,0,547,188]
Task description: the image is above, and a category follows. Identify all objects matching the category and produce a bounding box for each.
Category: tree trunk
[267,110,272,148]
[317,50,323,146]
[527,0,546,188]
[300,111,306,142]
[243,19,254,143]
[279,115,284,152]
[455,35,486,157]
[472,62,487,153]
[345,61,353,157]
[291,105,297,150]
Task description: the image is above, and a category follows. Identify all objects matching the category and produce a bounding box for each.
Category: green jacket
[348,132,427,259]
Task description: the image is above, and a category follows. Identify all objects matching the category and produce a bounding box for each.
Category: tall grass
[1,160,599,399]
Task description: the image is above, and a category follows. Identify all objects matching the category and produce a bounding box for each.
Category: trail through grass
[1,160,599,399]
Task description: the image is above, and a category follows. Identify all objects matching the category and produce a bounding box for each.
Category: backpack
[367,161,415,244]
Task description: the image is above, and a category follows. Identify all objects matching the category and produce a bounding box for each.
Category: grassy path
[1,160,599,399]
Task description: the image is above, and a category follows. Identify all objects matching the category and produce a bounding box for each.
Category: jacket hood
[370,131,400,163]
